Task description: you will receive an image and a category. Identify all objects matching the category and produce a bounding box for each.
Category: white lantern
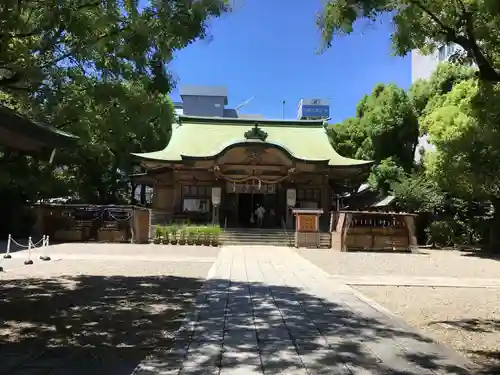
[286,188,296,207]
[212,187,222,205]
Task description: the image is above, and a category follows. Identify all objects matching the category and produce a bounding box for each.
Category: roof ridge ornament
[244,123,268,141]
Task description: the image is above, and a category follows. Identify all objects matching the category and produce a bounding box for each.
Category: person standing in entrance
[255,205,266,228]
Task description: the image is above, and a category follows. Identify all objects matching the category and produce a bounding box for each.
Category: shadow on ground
[429,318,500,374]
[460,249,500,262]
[0,275,485,375]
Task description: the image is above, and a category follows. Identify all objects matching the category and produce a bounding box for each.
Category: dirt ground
[0,243,218,375]
[297,248,500,374]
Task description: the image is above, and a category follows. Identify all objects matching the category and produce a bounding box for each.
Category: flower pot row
[153,224,222,246]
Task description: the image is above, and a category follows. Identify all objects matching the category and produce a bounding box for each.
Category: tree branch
[409,0,500,82]
[408,0,456,40]
[454,0,500,81]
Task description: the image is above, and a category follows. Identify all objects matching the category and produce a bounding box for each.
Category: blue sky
[168,0,410,124]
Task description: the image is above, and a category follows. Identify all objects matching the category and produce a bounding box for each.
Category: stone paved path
[135,246,474,375]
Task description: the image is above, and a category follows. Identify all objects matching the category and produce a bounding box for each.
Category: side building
[131,115,372,228]
[411,44,463,159]
[411,43,462,82]
[0,104,78,161]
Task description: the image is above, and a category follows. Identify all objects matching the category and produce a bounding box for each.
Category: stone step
[219,230,331,248]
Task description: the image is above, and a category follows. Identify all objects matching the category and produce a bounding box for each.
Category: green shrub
[425,220,454,247]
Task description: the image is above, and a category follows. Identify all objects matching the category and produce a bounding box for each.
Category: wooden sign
[297,214,317,232]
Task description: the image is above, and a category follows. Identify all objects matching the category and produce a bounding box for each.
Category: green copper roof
[133,115,372,167]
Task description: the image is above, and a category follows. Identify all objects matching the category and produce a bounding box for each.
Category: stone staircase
[220,228,293,246]
[220,228,332,248]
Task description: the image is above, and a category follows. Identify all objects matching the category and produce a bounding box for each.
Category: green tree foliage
[317,0,500,81]
[392,173,444,213]
[45,74,175,204]
[329,83,418,193]
[368,157,405,195]
[0,0,229,235]
[0,0,229,92]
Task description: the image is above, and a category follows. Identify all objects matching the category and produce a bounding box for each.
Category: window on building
[297,188,321,208]
[181,185,211,213]
[438,45,447,61]
[447,44,455,57]
[182,185,211,198]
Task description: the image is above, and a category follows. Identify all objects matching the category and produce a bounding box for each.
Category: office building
[411,44,461,82]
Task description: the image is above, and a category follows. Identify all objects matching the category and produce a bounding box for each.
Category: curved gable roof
[133,116,372,167]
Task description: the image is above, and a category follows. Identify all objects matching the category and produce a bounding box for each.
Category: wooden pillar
[403,215,418,250]
[321,175,331,213]
[340,212,353,252]
[152,184,174,211]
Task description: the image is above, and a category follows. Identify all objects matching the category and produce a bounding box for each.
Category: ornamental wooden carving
[244,123,268,141]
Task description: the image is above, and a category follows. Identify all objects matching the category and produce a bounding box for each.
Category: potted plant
[186,226,196,245]
[161,226,169,245]
[194,227,203,246]
[201,226,211,246]
[178,226,187,245]
[211,226,222,247]
[154,225,162,244]
[169,225,178,245]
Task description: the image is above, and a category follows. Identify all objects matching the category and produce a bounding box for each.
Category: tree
[329,83,418,193]
[46,74,175,204]
[317,0,500,81]
[0,0,229,235]
[419,66,500,248]
[392,172,444,213]
[359,83,419,170]
[368,157,405,194]
[0,0,229,93]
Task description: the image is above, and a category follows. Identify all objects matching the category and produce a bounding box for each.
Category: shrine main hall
[132,115,373,228]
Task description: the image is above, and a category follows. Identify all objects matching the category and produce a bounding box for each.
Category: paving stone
[256,327,291,341]
[221,347,261,367]
[219,367,263,375]
[129,247,474,375]
[133,366,180,375]
[0,354,34,373]
[178,367,220,375]
[183,341,223,368]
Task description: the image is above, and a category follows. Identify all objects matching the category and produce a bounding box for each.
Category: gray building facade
[411,44,462,82]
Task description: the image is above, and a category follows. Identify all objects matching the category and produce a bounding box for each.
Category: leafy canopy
[0,0,229,92]
[318,0,500,81]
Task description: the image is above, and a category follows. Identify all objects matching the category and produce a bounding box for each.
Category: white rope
[10,237,30,248]
[30,237,45,248]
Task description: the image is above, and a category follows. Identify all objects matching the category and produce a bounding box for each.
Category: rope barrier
[2,234,52,269]
[107,211,132,222]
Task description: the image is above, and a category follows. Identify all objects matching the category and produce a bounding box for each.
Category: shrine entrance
[224,182,284,228]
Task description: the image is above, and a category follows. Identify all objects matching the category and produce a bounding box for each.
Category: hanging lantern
[258,179,262,190]
[232,182,236,192]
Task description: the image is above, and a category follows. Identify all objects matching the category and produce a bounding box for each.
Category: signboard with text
[300,105,330,118]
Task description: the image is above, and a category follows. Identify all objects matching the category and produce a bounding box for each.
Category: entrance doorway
[237,193,263,227]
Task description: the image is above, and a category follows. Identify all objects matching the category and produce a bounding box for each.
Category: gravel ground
[296,249,500,373]
[297,248,500,278]
[0,244,217,374]
[354,286,500,374]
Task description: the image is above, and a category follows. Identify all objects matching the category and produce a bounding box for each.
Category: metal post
[4,234,12,259]
[40,235,51,261]
[25,237,33,265]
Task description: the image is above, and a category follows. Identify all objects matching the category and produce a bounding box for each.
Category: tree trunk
[488,198,500,252]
